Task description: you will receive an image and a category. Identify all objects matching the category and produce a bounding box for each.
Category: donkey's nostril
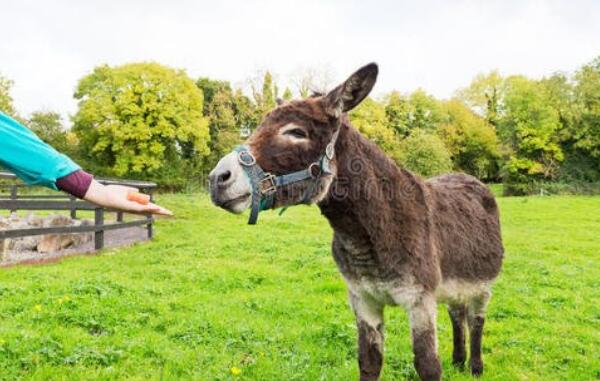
[217,170,232,185]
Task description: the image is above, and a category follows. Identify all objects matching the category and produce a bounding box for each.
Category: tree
[72,63,210,182]
[406,89,443,131]
[397,129,453,177]
[261,71,277,110]
[233,88,259,134]
[500,76,564,182]
[27,111,69,153]
[290,65,335,98]
[349,97,401,159]
[384,91,411,138]
[438,100,500,180]
[282,87,293,101]
[457,70,504,126]
[196,77,231,114]
[0,74,17,118]
[572,57,600,161]
[197,77,248,171]
[249,70,278,119]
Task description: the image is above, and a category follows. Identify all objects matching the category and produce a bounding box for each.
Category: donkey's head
[209,63,378,222]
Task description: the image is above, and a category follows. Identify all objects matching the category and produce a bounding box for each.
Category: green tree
[282,87,293,101]
[397,129,453,177]
[0,74,17,118]
[384,91,411,137]
[196,77,231,114]
[197,78,247,171]
[72,63,209,183]
[572,57,600,161]
[457,70,504,126]
[406,89,443,131]
[27,111,69,153]
[500,76,564,182]
[251,71,278,118]
[349,97,400,158]
[233,88,259,134]
[438,100,500,180]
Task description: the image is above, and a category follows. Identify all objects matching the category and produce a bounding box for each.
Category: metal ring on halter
[308,163,322,179]
[325,143,335,160]
[238,150,256,166]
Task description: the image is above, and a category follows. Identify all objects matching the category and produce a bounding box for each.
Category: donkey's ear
[324,63,378,117]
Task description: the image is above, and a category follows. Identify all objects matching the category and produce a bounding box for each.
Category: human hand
[83,180,173,216]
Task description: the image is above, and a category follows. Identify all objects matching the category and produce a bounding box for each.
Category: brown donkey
[209,63,504,381]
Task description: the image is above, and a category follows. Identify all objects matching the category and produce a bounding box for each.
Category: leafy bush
[397,129,453,177]
[503,180,600,196]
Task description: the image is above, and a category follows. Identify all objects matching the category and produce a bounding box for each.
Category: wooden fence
[0,172,156,250]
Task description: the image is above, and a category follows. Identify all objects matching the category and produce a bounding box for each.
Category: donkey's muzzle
[208,152,253,214]
[209,169,233,189]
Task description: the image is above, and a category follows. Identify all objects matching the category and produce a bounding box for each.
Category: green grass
[1,194,599,380]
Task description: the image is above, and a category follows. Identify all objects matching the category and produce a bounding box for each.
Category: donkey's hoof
[452,351,466,370]
[470,359,484,377]
[452,358,466,370]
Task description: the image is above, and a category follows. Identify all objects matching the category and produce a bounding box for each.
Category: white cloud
[1,0,598,123]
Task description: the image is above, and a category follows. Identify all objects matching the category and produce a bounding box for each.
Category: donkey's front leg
[408,293,441,381]
[349,291,384,381]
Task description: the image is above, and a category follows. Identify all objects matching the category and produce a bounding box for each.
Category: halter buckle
[259,173,277,195]
[237,150,256,166]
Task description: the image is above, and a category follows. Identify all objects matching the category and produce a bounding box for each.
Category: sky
[1,0,599,123]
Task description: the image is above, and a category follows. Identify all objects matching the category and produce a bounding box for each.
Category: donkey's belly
[435,278,492,304]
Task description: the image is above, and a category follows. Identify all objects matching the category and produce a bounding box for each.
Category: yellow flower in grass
[230,366,242,376]
[33,304,42,312]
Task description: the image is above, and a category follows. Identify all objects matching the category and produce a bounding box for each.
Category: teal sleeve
[0,111,80,190]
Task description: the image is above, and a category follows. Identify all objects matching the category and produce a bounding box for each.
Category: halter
[234,127,340,225]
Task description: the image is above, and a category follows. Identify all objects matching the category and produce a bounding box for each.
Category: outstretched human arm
[0,111,171,215]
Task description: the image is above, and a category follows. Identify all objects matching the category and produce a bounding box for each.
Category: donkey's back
[426,173,504,284]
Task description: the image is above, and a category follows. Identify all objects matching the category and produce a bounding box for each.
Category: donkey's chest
[332,233,401,281]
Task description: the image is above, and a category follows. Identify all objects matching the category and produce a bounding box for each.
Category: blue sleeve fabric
[0,111,80,190]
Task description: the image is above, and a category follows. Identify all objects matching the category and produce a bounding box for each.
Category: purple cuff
[56,170,94,199]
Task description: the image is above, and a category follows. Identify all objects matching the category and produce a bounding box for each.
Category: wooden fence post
[146,192,153,239]
[69,195,77,219]
[10,185,17,214]
[94,207,104,250]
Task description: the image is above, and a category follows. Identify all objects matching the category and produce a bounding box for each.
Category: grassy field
[0,193,599,380]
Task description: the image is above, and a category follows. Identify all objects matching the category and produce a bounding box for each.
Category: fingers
[126,202,173,216]
[144,203,173,216]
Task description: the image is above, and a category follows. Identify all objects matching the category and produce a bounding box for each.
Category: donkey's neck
[318,120,431,255]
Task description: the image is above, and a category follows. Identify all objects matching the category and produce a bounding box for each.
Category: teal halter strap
[233,127,339,225]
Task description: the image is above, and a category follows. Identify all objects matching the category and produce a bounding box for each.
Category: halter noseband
[233,127,340,225]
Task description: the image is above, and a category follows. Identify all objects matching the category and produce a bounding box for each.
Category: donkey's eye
[284,128,308,139]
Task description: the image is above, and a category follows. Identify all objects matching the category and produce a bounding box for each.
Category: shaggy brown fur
[209,63,504,381]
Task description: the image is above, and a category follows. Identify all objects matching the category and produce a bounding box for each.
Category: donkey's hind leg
[349,291,385,381]
[448,304,467,369]
[467,289,491,377]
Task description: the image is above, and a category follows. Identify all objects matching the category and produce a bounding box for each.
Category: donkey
[208,63,504,381]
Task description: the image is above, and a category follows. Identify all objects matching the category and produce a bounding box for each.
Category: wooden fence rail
[0,172,156,250]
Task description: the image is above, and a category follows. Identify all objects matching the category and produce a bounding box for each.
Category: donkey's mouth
[217,193,251,212]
